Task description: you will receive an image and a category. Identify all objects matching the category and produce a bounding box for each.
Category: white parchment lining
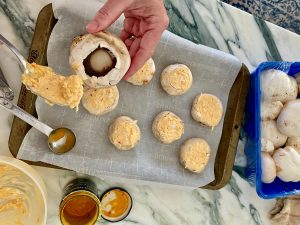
[17,0,242,188]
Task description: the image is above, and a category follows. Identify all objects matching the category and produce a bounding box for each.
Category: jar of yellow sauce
[100,188,132,222]
[60,179,132,224]
[59,178,101,225]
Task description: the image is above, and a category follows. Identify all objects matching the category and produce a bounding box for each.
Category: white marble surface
[2,0,300,224]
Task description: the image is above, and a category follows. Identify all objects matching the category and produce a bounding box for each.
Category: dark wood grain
[8,4,250,189]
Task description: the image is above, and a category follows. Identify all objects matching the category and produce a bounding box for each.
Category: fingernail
[86,21,98,32]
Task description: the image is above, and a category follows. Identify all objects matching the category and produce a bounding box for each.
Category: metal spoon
[0,33,29,74]
[0,89,76,154]
[0,34,76,154]
[0,67,14,101]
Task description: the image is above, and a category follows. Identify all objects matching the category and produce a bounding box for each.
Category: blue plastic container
[244,62,300,199]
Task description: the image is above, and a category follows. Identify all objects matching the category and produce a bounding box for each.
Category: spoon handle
[0,67,14,101]
[0,33,29,73]
[0,96,53,136]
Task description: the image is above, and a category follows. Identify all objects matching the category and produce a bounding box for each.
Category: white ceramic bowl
[0,156,47,224]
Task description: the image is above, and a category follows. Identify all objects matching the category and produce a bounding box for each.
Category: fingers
[120,30,131,42]
[128,38,141,58]
[124,31,161,80]
[124,38,134,48]
[86,0,132,33]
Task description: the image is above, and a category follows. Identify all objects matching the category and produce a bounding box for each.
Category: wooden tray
[9,4,250,189]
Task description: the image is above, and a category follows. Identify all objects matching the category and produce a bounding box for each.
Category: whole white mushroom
[277,100,300,137]
[273,146,300,182]
[261,152,276,183]
[296,75,300,84]
[286,137,300,154]
[261,120,288,149]
[260,69,297,103]
[297,75,300,94]
[261,138,275,153]
[261,101,283,121]
[69,31,130,87]
[295,74,300,95]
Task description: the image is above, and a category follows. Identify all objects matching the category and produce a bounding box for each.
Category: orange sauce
[48,128,75,153]
[60,192,100,225]
[64,196,97,217]
[101,189,130,218]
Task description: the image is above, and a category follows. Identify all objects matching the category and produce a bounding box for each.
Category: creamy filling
[84,86,118,111]
[167,67,191,91]
[111,120,140,149]
[183,142,210,171]
[157,113,184,141]
[22,63,83,111]
[194,94,222,126]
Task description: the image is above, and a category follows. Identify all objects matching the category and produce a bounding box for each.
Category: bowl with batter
[0,156,47,225]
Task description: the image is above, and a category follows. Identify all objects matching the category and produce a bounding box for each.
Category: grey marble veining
[39,167,274,225]
[2,0,300,224]
[165,0,300,72]
[0,0,34,50]
[223,0,300,35]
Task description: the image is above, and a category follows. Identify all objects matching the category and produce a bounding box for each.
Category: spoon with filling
[0,96,76,154]
[0,34,83,111]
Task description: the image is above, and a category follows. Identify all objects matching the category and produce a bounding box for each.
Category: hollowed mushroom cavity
[83,47,116,77]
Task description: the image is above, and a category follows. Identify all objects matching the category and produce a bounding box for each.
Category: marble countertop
[1,0,300,224]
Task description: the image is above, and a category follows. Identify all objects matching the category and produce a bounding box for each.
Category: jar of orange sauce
[59,178,101,225]
[59,178,133,224]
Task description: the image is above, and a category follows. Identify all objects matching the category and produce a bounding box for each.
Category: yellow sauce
[48,128,76,154]
[101,189,130,218]
[60,191,100,225]
[64,196,97,217]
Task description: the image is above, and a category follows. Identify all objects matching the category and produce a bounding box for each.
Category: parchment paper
[17,0,242,188]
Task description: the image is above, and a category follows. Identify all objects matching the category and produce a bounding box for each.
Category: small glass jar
[59,178,101,225]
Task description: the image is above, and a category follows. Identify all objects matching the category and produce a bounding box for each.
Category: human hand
[86,0,169,79]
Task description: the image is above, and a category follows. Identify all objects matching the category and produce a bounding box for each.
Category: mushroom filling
[83,47,116,77]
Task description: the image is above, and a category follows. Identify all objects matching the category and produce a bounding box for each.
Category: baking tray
[8,4,250,189]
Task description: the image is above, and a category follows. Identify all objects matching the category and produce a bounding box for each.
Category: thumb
[86,0,131,33]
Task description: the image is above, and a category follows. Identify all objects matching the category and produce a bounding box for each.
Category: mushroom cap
[260,69,297,103]
[286,137,300,154]
[69,31,130,88]
[127,58,156,86]
[277,100,300,137]
[261,152,276,183]
[261,101,283,121]
[261,120,287,149]
[273,146,300,182]
[261,138,275,153]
